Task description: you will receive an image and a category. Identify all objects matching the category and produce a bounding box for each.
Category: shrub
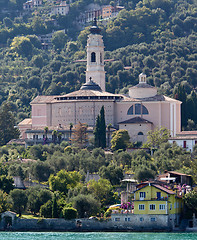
[40,200,52,218]
[62,207,77,220]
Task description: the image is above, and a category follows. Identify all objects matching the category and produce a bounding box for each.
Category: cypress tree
[100,106,106,148]
[94,115,100,148]
[52,194,58,218]
[94,106,106,148]
[174,85,187,129]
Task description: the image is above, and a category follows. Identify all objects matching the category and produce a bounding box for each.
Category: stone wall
[0,215,173,231]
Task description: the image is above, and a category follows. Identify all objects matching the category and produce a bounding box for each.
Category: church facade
[19,21,181,146]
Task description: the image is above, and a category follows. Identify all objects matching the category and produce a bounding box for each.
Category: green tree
[28,76,41,90]
[94,106,106,148]
[49,170,81,195]
[144,127,170,149]
[87,178,114,207]
[183,190,197,214]
[52,194,58,218]
[32,16,46,34]
[100,106,106,148]
[135,167,156,182]
[40,200,52,218]
[63,207,77,220]
[27,187,52,215]
[174,84,187,128]
[0,175,14,193]
[52,31,68,50]
[44,126,49,144]
[0,103,20,146]
[9,189,28,217]
[111,129,130,151]
[52,130,57,144]
[0,190,10,213]
[3,17,13,28]
[99,164,124,186]
[30,161,52,183]
[94,114,101,148]
[9,164,25,180]
[69,123,73,141]
[10,36,33,57]
[72,194,100,218]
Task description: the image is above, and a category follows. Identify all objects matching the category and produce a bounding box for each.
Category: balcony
[111,210,134,214]
[25,137,68,145]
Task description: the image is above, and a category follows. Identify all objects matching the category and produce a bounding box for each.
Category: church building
[19,20,181,146]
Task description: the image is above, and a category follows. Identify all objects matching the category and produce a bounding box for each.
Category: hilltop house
[169,131,197,152]
[18,20,181,147]
[50,1,69,16]
[23,0,42,10]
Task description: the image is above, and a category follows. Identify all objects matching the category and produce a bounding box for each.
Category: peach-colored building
[18,20,181,146]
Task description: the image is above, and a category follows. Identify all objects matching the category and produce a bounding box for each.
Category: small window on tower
[100,53,102,63]
[91,52,96,62]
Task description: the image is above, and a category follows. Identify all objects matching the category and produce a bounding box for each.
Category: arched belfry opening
[91,52,96,62]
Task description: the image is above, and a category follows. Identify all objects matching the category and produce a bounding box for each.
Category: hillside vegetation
[0,0,197,129]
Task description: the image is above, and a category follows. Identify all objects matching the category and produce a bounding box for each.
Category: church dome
[80,78,102,91]
[90,18,101,34]
[129,73,157,99]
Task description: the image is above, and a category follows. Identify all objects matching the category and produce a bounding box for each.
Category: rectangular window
[139,192,146,199]
[157,192,161,199]
[115,218,120,222]
[159,204,165,210]
[151,217,156,222]
[125,218,127,221]
[128,218,131,222]
[183,140,187,148]
[139,204,145,210]
[149,204,156,210]
[140,217,144,222]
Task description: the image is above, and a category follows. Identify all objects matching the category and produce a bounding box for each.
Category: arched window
[127,104,149,115]
[127,106,133,115]
[91,52,96,62]
[138,132,143,135]
[142,105,148,114]
[135,104,141,115]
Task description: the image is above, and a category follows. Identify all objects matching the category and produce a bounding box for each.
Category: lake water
[0,232,197,240]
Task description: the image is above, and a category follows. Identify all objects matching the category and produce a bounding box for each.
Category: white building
[169,131,197,152]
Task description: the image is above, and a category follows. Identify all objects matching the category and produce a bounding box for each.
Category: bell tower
[86,18,105,91]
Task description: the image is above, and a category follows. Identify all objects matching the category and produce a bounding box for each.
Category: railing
[111,210,134,214]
